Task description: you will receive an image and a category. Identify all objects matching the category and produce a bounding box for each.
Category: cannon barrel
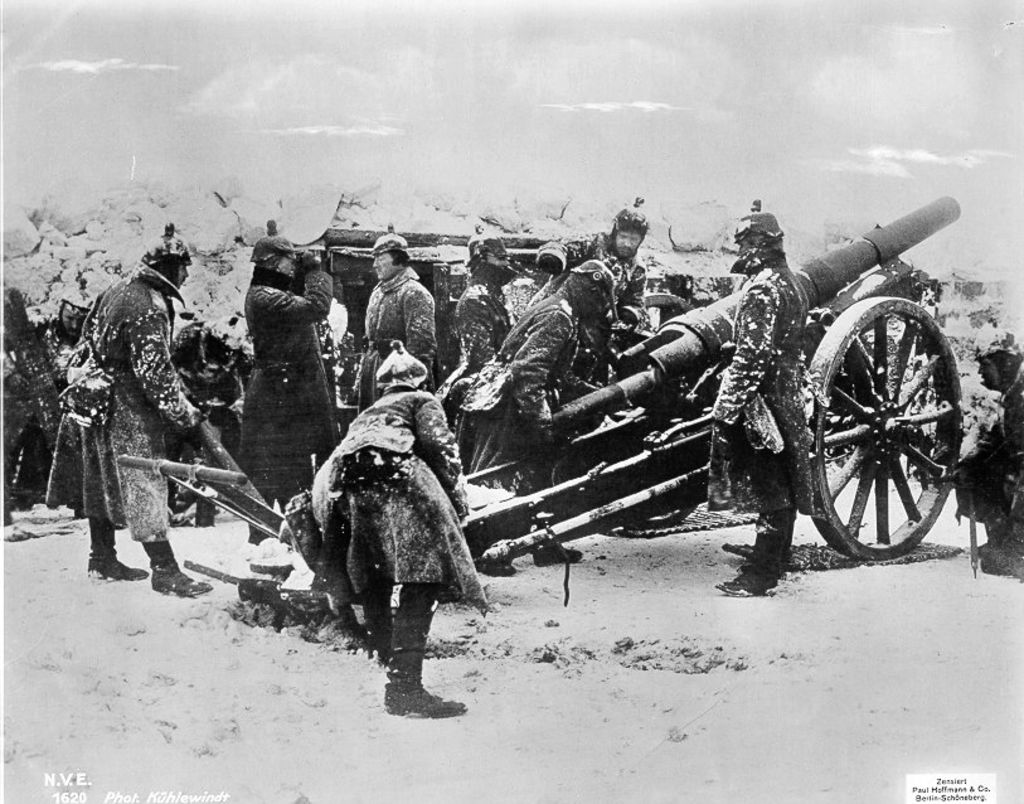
[554,197,960,428]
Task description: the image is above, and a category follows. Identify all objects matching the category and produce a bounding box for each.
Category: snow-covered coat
[356,267,437,410]
[452,279,511,379]
[239,268,338,507]
[439,278,512,453]
[312,388,486,611]
[465,293,597,476]
[531,232,649,329]
[707,259,816,516]
[46,267,201,540]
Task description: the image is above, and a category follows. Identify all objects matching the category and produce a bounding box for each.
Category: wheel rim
[809,297,961,559]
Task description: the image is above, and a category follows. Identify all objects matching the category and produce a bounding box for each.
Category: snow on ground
[4,504,1021,804]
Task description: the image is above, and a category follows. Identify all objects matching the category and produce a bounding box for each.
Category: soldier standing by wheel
[955,340,1024,579]
[707,210,817,597]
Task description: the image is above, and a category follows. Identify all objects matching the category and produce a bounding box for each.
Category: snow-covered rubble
[3,180,754,327]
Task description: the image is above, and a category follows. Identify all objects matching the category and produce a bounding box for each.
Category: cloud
[24,58,179,74]
[540,101,690,113]
[812,146,1015,178]
[260,124,403,137]
[181,53,439,125]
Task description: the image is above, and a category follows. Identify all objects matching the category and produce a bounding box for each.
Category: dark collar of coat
[133,265,185,305]
[378,266,419,294]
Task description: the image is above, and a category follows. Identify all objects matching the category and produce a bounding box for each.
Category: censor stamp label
[906,774,997,803]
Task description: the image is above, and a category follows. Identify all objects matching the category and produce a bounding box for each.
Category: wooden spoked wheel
[809,297,961,559]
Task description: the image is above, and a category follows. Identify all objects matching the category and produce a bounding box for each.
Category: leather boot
[385,584,466,718]
[143,541,213,598]
[717,508,795,597]
[88,517,148,581]
[361,583,394,666]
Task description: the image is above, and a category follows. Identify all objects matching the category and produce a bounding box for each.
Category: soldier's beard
[730,252,765,275]
[731,246,783,275]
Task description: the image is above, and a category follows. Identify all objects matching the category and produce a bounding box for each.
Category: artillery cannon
[466,197,963,565]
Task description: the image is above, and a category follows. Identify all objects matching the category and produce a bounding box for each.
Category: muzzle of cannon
[553,197,961,429]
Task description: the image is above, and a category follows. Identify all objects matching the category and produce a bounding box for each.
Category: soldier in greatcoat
[438,234,517,456]
[461,262,617,573]
[306,342,485,718]
[464,260,617,479]
[46,227,212,596]
[250,219,295,271]
[355,231,437,411]
[239,250,338,523]
[955,341,1024,579]
[707,211,817,597]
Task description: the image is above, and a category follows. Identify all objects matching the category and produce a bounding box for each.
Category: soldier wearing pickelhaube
[141,222,192,281]
[531,198,650,328]
[529,199,651,384]
[707,209,816,597]
[356,228,437,410]
[239,244,338,523]
[465,260,617,478]
[250,219,295,272]
[47,226,211,596]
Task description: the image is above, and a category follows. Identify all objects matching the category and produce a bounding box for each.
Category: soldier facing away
[303,341,486,718]
[239,249,338,524]
[707,210,818,597]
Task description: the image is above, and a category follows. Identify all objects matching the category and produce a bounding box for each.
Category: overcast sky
[3,0,1022,275]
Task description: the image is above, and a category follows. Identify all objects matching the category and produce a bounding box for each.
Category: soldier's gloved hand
[617,307,640,327]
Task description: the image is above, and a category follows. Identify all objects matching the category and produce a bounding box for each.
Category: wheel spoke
[823,423,874,449]
[827,444,871,497]
[890,322,918,401]
[873,318,889,401]
[900,443,946,478]
[898,355,940,410]
[889,402,954,429]
[888,455,921,522]
[874,458,890,545]
[848,337,882,406]
[832,387,876,424]
[847,461,877,536]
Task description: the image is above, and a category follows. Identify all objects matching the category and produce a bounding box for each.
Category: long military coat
[311,388,486,611]
[356,267,436,410]
[453,279,512,378]
[239,268,338,506]
[528,233,649,384]
[46,267,201,540]
[466,295,596,477]
[707,259,816,516]
[956,363,1024,539]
